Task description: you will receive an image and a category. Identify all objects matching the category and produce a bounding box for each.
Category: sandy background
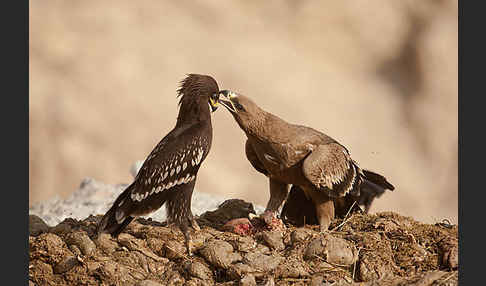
[29,0,457,224]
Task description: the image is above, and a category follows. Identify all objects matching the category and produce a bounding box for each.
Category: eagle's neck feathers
[175,96,212,128]
[242,110,292,144]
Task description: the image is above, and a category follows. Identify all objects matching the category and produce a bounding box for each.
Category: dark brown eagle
[217,90,394,231]
[97,74,221,254]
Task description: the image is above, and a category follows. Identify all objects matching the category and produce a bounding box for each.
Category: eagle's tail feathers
[356,169,395,213]
[97,184,136,237]
[108,216,134,237]
[362,169,395,191]
[97,183,175,237]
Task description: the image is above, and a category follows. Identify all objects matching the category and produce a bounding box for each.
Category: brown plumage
[281,169,395,227]
[97,74,221,254]
[217,90,395,231]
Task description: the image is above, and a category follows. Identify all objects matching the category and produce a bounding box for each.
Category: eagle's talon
[319,228,330,234]
[186,241,193,256]
[248,213,258,220]
[190,219,201,231]
[183,230,194,256]
[262,210,277,225]
[248,210,286,231]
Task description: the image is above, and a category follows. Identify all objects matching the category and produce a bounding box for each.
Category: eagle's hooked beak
[218,90,238,113]
[209,93,219,112]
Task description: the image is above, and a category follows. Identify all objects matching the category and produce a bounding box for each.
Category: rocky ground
[29,194,458,285]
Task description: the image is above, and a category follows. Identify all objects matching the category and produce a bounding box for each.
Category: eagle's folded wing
[245,139,268,176]
[302,143,363,198]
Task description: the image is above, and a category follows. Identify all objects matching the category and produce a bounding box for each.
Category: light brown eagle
[217,90,394,231]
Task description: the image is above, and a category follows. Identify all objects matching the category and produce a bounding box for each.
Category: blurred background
[29,0,457,224]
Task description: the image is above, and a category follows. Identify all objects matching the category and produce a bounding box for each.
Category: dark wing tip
[362,169,395,191]
[385,181,395,191]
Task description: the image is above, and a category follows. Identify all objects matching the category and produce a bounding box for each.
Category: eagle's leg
[180,223,194,256]
[190,216,201,231]
[307,190,335,232]
[165,187,198,256]
[263,178,289,223]
[173,216,198,256]
[178,215,200,256]
[186,188,200,231]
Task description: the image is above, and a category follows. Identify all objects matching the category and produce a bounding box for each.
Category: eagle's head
[175,74,222,126]
[177,74,221,113]
[217,90,265,132]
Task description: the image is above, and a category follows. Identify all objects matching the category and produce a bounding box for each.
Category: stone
[243,252,283,272]
[240,274,257,286]
[261,231,285,251]
[185,260,213,281]
[200,239,241,269]
[65,231,96,256]
[304,235,357,266]
[53,256,79,274]
[29,215,50,236]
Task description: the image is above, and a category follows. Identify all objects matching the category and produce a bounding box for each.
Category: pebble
[227,263,256,280]
[185,260,213,281]
[290,228,311,244]
[94,233,118,255]
[304,235,357,266]
[66,231,96,256]
[163,240,187,260]
[191,231,214,252]
[240,274,257,286]
[243,252,283,272]
[234,236,257,252]
[261,231,285,251]
[29,215,50,236]
[50,221,73,236]
[274,257,309,278]
[200,239,241,269]
[53,256,79,274]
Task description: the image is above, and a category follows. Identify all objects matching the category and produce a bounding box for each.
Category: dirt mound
[29,200,457,285]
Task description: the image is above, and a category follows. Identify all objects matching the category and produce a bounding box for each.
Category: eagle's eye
[235,102,245,111]
[210,93,219,101]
